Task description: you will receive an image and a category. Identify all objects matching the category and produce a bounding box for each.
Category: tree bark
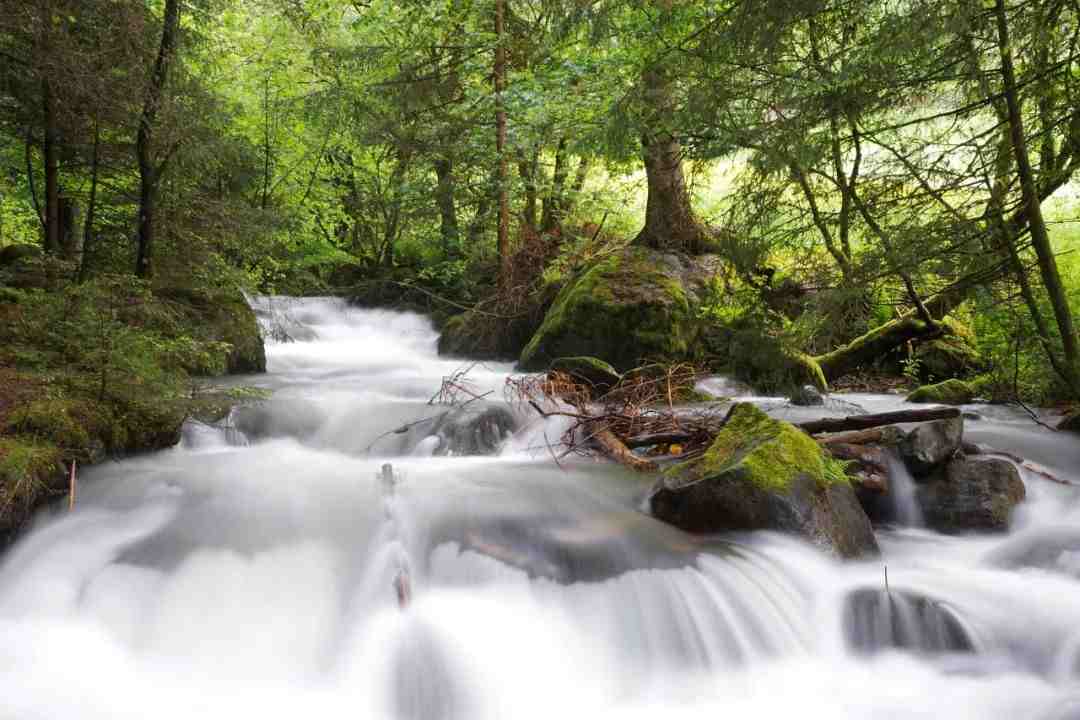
[541,136,569,232]
[634,67,709,254]
[135,0,181,278]
[494,0,510,287]
[42,80,60,255]
[78,121,101,282]
[798,408,960,436]
[994,0,1080,392]
[433,157,459,258]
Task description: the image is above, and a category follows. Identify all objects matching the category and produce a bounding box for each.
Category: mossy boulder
[648,403,878,558]
[519,246,722,372]
[907,379,975,405]
[549,356,622,394]
[158,286,266,374]
[437,309,541,361]
[912,318,984,381]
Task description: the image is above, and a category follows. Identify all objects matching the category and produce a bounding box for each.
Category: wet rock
[233,397,325,440]
[844,588,974,654]
[549,356,622,394]
[917,456,1025,533]
[1057,411,1080,433]
[649,404,878,558]
[426,403,518,456]
[906,378,975,405]
[901,416,963,476]
[790,384,826,407]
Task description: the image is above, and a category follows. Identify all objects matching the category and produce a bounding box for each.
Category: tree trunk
[42,80,60,255]
[78,121,101,282]
[541,136,569,232]
[518,147,539,232]
[494,0,510,287]
[433,157,459,258]
[993,0,1080,393]
[135,0,181,278]
[24,127,43,234]
[634,67,709,253]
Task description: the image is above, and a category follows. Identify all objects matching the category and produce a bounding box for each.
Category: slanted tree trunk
[135,0,181,278]
[634,67,710,254]
[993,0,1080,393]
[433,157,459,258]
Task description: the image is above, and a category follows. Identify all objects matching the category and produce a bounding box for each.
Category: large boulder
[911,318,984,381]
[518,246,722,372]
[901,416,963,476]
[907,379,975,405]
[916,456,1026,532]
[648,403,878,558]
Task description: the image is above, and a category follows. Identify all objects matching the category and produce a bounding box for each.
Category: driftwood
[798,408,960,435]
[587,422,658,472]
[817,428,897,446]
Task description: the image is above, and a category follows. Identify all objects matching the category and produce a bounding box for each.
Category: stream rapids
[3,297,1080,719]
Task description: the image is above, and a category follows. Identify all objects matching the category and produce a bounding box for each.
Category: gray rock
[901,417,963,476]
[790,384,826,407]
[917,456,1025,532]
[844,588,974,655]
[426,403,519,456]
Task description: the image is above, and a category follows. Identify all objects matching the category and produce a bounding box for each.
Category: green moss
[0,436,63,517]
[7,398,96,449]
[667,403,848,492]
[519,247,700,371]
[907,378,975,405]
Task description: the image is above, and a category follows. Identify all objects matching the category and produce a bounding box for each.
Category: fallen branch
[587,421,657,472]
[798,408,960,435]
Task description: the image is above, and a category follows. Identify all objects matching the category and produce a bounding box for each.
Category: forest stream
[3,297,1080,719]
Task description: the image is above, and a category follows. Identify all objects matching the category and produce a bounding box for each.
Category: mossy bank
[0,255,266,542]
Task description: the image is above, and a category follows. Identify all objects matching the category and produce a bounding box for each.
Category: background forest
[1,0,1080,412]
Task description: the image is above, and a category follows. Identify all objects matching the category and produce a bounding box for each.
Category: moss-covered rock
[519,246,722,372]
[649,403,878,557]
[549,356,623,393]
[907,379,975,405]
[157,286,266,374]
[912,318,984,381]
[437,308,542,361]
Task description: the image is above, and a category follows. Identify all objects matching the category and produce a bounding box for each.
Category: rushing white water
[3,297,1080,719]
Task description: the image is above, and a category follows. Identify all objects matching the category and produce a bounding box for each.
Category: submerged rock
[988,526,1080,578]
[844,588,974,655]
[907,378,975,406]
[419,403,519,457]
[549,356,623,394]
[518,246,722,372]
[917,456,1025,532]
[901,416,963,476]
[649,403,878,558]
[790,384,826,406]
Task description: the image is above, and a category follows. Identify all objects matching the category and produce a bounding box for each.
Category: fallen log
[798,408,960,436]
[587,421,658,472]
